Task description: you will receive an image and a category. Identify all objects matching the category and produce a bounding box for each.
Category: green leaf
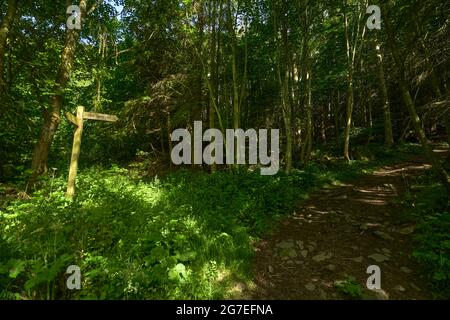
[168,263,186,282]
[7,259,26,279]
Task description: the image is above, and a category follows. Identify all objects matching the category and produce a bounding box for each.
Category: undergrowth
[0,144,424,299]
[402,169,450,298]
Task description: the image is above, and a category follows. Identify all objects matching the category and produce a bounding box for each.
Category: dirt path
[246,158,442,300]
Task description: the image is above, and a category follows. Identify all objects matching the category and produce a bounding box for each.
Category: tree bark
[209,0,218,172]
[300,0,313,164]
[343,2,366,161]
[31,1,87,180]
[276,0,293,173]
[343,9,354,161]
[0,0,17,94]
[376,43,394,147]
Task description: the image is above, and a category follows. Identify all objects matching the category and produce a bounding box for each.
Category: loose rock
[305,283,316,291]
[369,253,390,263]
[312,252,333,262]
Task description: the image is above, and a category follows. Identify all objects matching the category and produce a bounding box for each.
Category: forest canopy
[0,0,449,301]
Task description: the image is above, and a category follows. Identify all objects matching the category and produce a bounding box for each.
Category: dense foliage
[0,0,448,300]
[1,157,377,299]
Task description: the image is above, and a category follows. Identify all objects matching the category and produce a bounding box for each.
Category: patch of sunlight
[354,198,388,206]
[331,179,344,186]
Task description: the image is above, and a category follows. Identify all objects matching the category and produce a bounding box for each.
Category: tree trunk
[300,1,313,164]
[343,3,365,161]
[381,1,450,194]
[30,1,87,180]
[343,10,354,161]
[447,118,450,147]
[226,0,241,165]
[0,0,17,94]
[376,43,394,147]
[302,53,313,163]
[209,0,218,172]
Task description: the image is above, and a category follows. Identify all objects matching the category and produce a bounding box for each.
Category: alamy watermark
[366,265,382,290]
[66,5,81,30]
[171,121,280,176]
[66,265,81,290]
[367,5,382,30]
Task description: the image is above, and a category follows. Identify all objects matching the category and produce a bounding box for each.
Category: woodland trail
[245,151,448,300]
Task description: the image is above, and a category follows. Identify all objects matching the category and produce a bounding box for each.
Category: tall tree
[375,42,394,147]
[343,0,366,161]
[381,0,450,194]
[0,0,17,95]
[30,1,90,179]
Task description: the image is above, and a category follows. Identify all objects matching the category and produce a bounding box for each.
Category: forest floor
[244,149,448,300]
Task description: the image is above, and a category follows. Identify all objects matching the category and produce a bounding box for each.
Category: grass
[0,143,431,300]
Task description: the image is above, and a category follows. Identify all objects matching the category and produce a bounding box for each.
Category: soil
[245,152,448,300]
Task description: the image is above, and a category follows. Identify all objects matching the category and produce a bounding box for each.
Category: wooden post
[65,107,118,198]
[66,106,84,198]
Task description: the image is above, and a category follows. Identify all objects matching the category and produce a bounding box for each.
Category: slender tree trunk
[167,111,173,171]
[226,0,241,165]
[300,0,313,164]
[273,1,293,173]
[334,91,340,139]
[209,0,218,172]
[321,104,327,144]
[376,43,394,147]
[192,0,205,167]
[343,10,354,161]
[302,55,313,163]
[446,118,450,148]
[280,1,293,173]
[381,1,450,194]
[30,1,87,180]
[343,2,366,161]
[0,0,17,95]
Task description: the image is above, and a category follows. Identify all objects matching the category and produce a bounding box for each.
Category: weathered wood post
[67,106,85,198]
[65,106,118,198]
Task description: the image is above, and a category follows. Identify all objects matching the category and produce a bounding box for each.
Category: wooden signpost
[65,106,118,198]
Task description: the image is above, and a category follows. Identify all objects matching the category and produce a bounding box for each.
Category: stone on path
[296,240,304,249]
[277,241,295,249]
[360,222,382,231]
[400,267,412,274]
[372,289,390,300]
[374,231,394,241]
[312,252,333,262]
[351,256,364,263]
[287,249,298,258]
[410,283,421,291]
[369,253,390,263]
[305,283,316,291]
[394,285,406,292]
[398,225,415,235]
[325,264,336,272]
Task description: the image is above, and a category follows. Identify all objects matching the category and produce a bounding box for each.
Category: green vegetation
[400,168,450,298]
[334,277,363,299]
[0,145,415,300]
[0,0,449,301]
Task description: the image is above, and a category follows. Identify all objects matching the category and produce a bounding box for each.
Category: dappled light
[0,0,449,303]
